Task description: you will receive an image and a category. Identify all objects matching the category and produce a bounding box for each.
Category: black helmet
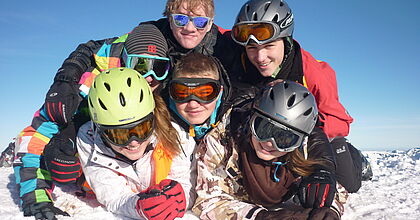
[232,0,294,46]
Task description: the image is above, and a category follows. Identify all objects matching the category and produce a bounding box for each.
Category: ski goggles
[232,22,281,46]
[169,78,221,103]
[250,112,305,152]
[171,14,211,29]
[98,113,155,147]
[125,54,170,81]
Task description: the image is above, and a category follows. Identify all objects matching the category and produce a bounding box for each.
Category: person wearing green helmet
[77,67,197,220]
[10,23,178,220]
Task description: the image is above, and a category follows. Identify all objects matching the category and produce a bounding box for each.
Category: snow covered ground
[1,148,419,220]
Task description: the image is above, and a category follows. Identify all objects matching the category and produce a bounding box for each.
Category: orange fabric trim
[151,142,173,185]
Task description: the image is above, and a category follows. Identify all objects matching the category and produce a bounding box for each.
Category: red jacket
[301,48,353,139]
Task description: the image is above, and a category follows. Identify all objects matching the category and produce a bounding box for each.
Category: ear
[205,18,214,33]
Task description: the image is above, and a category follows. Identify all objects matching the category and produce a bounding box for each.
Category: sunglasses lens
[101,117,154,146]
[170,83,189,101]
[192,17,209,29]
[133,58,151,75]
[173,14,189,26]
[152,60,170,78]
[233,23,275,43]
[252,115,300,150]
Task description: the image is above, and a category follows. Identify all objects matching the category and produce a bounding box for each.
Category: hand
[136,179,186,220]
[23,202,70,220]
[44,80,81,126]
[44,137,81,184]
[298,169,336,208]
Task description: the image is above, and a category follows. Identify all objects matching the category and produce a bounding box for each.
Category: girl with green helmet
[77,67,197,220]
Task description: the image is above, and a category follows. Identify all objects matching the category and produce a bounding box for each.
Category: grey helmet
[235,0,294,39]
[253,80,318,135]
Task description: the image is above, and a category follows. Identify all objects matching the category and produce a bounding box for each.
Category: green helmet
[88,67,155,126]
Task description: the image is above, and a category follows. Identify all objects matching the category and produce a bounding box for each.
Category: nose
[184,19,197,31]
[187,99,201,107]
[256,49,267,62]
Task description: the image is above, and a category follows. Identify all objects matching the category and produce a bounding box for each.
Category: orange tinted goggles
[232,22,279,46]
[169,78,221,103]
[98,114,154,146]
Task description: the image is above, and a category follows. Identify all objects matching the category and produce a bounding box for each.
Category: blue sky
[0,0,419,151]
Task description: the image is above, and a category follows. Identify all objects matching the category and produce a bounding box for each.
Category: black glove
[23,202,70,220]
[44,137,81,184]
[44,77,81,126]
[298,169,336,209]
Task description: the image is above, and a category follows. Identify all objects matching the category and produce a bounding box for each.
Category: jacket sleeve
[301,48,354,139]
[76,122,142,219]
[192,135,265,220]
[13,108,59,208]
[306,126,337,173]
[54,39,108,82]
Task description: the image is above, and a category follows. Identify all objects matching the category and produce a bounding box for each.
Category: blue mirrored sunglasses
[171,14,211,29]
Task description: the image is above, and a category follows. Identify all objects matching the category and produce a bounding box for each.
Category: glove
[136,179,186,220]
[44,137,82,184]
[298,169,336,209]
[23,202,70,220]
[44,78,81,126]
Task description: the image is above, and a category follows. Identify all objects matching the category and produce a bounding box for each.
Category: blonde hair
[163,0,215,18]
[173,53,219,79]
[153,94,181,157]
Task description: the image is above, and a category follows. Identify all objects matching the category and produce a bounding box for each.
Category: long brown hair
[153,94,181,157]
[284,147,325,177]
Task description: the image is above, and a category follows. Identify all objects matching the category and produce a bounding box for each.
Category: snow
[1,148,419,220]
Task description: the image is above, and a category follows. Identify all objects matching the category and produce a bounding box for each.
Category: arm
[76,122,142,219]
[301,48,354,140]
[192,135,264,220]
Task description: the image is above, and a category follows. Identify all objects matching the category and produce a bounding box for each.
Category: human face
[110,138,151,161]
[251,135,288,161]
[245,39,285,77]
[174,75,221,125]
[169,2,213,49]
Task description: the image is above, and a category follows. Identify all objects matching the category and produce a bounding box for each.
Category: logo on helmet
[280,13,293,29]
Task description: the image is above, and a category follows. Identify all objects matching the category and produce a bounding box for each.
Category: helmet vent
[303,92,309,98]
[269,89,275,100]
[287,94,296,107]
[264,2,270,11]
[119,93,126,107]
[98,98,107,110]
[93,81,96,89]
[280,1,284,7]
[127,77,132,87]
[88,97,93,108]
[303,108,313,116]
[252,12,258,21]
[104,83,111,92]
[139,89,144,103]
[272,14,279,22]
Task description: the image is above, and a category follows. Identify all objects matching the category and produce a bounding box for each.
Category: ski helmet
[234,0,294,41]
[88,67,155,126]
[253,80,318,135]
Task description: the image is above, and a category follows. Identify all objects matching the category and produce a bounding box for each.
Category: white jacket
[76,121,197,219]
